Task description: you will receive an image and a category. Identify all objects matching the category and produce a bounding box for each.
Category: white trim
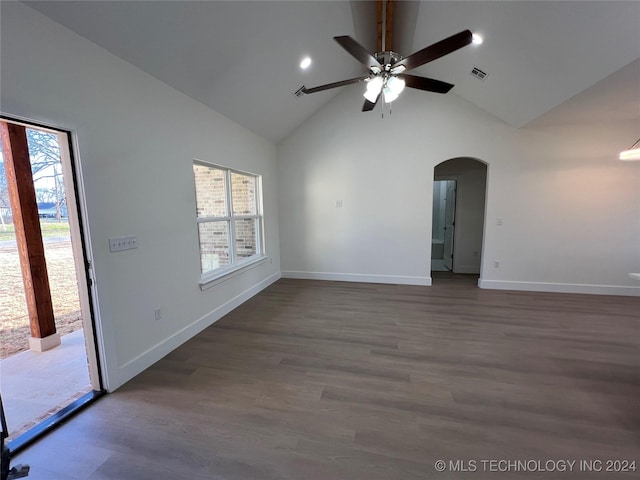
[197,214,258,222]
[68,129,109,391]
[193,158,260,179]
[282,271,431,286]
[200,255,270,290]
[57,130,103,391]
[111,271,281,391]
[478,279,640,297]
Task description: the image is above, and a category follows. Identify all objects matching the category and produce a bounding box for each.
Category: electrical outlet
[494,260,500,268]
[154,308,162,321]
[109,235,138,252]
[335,200,343,208]
[497,217,503,226]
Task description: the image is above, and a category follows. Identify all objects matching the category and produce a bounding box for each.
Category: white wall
[435,158,487,274]
[1,3,281,390]
[278,76,640,295]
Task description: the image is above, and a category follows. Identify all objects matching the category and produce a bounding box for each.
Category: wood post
[1,121,59,350]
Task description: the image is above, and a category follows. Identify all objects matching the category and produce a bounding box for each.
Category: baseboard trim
[282,270,431,286]
[478,279,640,297]
[112,271,281,390]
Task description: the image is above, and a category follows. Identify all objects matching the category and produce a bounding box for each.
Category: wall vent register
[470,66,488,81]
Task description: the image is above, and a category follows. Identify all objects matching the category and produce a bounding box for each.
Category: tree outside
[0,128,67,228]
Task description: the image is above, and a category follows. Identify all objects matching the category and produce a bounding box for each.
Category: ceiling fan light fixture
[364,76,383,102]
[387,76,406,95]
[303,29,474,112]
[383,86,399,103]
[619,148,640,161]
[364,88,381,103]
[619,138,640,161]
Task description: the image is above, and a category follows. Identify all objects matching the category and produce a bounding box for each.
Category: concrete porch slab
[0,329,91,440]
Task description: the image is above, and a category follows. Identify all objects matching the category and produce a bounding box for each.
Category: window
[193,161,263,280]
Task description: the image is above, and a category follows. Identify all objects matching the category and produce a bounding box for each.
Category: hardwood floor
[13,277,640,479]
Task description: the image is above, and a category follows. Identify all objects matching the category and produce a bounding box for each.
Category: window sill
[199,256,270,291]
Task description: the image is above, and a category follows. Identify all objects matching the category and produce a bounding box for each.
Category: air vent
[470,66,488,81]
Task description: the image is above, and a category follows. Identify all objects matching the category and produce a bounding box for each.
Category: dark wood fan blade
[303,76,368,94]
[362,93,380,112]
[400,74,454,94]
[334,36,382,70]
[392,30,472,72]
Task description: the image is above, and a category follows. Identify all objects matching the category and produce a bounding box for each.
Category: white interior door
[443,181,456,271]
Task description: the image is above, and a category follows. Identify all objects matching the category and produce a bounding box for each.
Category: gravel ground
[0,239,83,359]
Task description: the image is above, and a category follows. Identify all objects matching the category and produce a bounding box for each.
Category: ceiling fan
[299,2,474,111]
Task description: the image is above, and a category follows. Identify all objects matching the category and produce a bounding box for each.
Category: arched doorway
[431,158,487,281]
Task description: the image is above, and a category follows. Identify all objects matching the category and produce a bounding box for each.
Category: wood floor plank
[14,276,640,479]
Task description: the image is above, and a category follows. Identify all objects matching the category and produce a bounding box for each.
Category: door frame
[433,174,461,272]
[433,157,490,282]
[1,114,104,390]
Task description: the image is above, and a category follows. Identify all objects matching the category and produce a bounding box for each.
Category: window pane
[198,221,229,272]
[230,172,257,215]
[193,164,227,217]
[234,218,257,258]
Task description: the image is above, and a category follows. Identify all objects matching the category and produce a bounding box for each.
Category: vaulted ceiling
[25,1,640,143]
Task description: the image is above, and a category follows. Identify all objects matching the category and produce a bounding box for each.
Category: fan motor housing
[375,51,402,69]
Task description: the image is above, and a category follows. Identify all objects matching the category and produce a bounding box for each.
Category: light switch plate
[109,235,137,252]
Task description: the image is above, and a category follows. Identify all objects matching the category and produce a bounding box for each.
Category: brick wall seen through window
[193,162,262,277]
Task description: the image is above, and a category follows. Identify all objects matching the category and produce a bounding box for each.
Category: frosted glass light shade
[619,148,640,161]
[383,86,399,103]
[364,76,383,102]
[387,76,405,95]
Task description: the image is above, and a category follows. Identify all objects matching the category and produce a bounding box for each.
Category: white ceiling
[528,57,640,130]
[24,1,640,143]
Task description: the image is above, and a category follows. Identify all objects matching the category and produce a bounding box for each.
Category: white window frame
[193,160,265,286]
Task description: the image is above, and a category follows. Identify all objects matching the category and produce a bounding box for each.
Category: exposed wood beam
[386,0,394,52]
[377,0,395,52]
[376,0,383,52]
[1,121,57,341]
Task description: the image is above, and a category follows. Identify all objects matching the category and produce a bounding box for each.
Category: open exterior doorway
[431,158,487,280]
[0,117,103,451]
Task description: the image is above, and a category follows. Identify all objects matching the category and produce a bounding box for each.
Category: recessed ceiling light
[300,57,312,69]
[472,33,484,45]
